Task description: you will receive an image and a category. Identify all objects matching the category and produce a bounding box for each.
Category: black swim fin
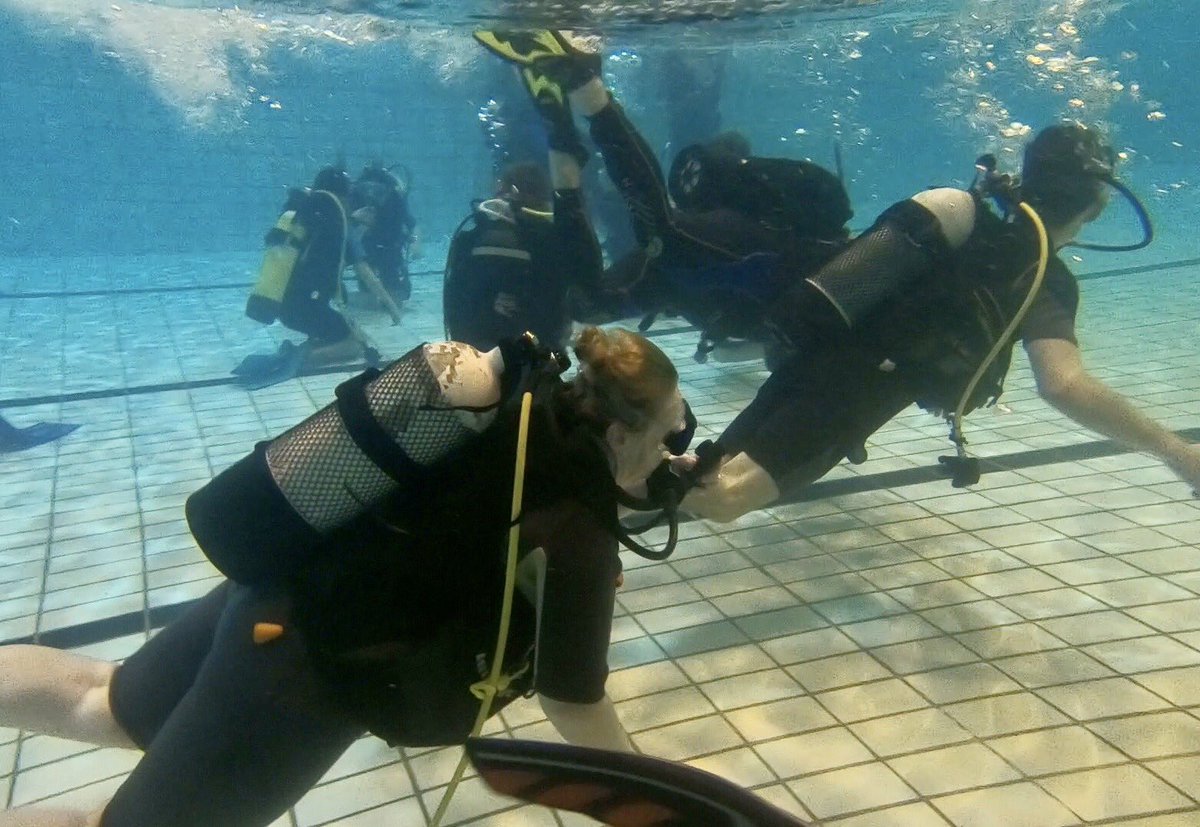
[232,341,306,391]
[0,417,81,453]
[232,341,299,376]
[466,737,811,826]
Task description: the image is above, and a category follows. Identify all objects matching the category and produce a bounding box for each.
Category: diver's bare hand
[669,453,699,477]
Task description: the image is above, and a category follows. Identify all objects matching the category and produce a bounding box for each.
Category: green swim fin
[476,30,602,96]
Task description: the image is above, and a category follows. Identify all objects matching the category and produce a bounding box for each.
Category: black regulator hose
[1068,177,1154,252]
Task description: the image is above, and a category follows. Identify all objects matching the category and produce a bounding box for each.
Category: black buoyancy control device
[768,197,952,346]
[668,144,852,239]
[186,339,551,586]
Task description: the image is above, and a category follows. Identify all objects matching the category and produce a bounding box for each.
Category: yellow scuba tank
[247,209,308,323]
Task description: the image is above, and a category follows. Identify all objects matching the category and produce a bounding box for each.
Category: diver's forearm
[680,452,781,523]
[1048,375,1192,466]
[354,263,403,321]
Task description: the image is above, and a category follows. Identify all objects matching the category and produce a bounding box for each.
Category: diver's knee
[78,663,137,750]
[682,452,780,523]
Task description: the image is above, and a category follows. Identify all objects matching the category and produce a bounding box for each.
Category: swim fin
[232,341,307,391]
[472,30,570,66]
[466,737,810,826]
[232,347,288,377]
[0,416,80,453]
[475,29,602,96]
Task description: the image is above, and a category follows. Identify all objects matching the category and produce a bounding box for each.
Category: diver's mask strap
[1067,177,1154,252]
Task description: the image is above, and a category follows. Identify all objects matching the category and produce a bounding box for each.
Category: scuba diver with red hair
[0,327,696,827]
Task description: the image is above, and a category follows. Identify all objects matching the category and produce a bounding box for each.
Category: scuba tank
[187,339,530,586]
[246,210,304,324]
[187,335,699,585]
[769,207,934,350]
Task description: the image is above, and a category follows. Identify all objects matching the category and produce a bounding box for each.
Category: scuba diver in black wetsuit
[238,166,395,389]
[443,161,601,352]
[677,122,1200,521]
[445,67,604,353]
[0,327,699,827]
[474,31,854,364]
[349,162,420,305]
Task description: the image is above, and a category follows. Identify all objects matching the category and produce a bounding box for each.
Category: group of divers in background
[2,27,1200,827]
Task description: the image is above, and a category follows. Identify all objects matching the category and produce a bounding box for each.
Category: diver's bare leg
[568,77,609,117]
[0,645,136,749]
[681,452,781,523]
[0,807,103,827]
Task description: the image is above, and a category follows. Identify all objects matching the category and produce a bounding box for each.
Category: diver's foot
[304,337,362,367]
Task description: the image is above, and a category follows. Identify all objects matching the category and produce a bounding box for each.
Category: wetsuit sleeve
[586,101,769,267]
[586,100,673,248]
[1020,259,1080,345]
[523,501,619,704]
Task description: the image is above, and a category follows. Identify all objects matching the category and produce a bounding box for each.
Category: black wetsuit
[276,190,352,344]
[357,192,416,300]
[105,379,622,827]
[444,191,601,351]
[718,198,1080,491]
[583,101,847,340]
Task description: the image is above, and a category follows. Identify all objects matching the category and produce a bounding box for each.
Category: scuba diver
[238,165,396,390]
[0,412,79,453]
[670,121,1200,522]
[473,31,854,363]
[0,326,696,827]
[350,162,420,305]
[443,101,604,352]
